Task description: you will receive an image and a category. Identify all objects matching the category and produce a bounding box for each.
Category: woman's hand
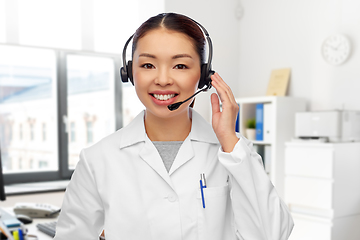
[210,73,239,153]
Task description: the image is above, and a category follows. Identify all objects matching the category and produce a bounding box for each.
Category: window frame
[1,43,123,184]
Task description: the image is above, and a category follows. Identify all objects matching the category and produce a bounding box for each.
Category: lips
[152,93,176,101]
[149,91,178,105]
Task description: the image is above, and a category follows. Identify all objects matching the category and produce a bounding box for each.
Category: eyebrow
[172,54,193,59]
[138,53,193,59]
[138,53,156,58]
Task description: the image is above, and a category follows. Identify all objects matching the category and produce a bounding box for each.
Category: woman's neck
[144,109,192,141]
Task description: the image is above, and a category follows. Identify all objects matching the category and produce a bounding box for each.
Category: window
[93,0,139,54]
[18,158,23,170]
[19,124,23,140]
[38,160,48,169]
[86,121,93,144]
[18,0,82,49]
[8,123,13,141]
[0,45,122,184]
[122,83,145,126]
[0,45,58,176]
[30,123,35,141]
[70,122,76,143]
[66,54,116,169]
[0,0,164,186]
[42,123,46,141]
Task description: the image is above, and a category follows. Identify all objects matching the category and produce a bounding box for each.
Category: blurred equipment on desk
[36,221,56,238]
[15,215,33,225]
[13,203,60,218]
[0,208,27,240]
[295,110,360,142]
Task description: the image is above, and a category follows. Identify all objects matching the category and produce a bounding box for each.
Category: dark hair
[132,13,206,64]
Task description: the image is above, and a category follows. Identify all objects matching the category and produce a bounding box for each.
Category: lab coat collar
[119,108,219,149]
[188,109,219,144]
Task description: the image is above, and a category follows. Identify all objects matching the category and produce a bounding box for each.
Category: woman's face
[132,28,201,119]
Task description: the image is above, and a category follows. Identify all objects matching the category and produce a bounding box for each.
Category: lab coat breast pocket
[197,184,230,240]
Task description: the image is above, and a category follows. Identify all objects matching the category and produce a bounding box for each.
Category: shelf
[236,96,276,104]
[235,96,307,198]
[251,140,272,145]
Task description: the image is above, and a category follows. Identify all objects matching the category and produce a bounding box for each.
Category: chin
[145,105,190,119]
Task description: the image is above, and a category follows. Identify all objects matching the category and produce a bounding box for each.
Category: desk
[28,219,57,240]
[1,207,57,240]
[1,192,64,239]
[2,192,105,239]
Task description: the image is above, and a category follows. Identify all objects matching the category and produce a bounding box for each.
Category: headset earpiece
[120,61,134,85]
[199,64,214,89]
[127,61,133,85]
[120,66,128,83]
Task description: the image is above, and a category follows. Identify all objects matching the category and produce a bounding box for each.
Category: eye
[141,63,155,69]
[174,64,188,69]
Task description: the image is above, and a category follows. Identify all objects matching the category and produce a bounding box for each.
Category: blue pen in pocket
[200,173,207,208]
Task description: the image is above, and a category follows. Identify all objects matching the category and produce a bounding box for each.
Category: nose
[154,68,173,86]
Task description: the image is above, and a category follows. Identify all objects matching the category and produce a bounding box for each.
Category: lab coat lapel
[120,111,174,188]
[119,109,218,188]
[169,109,218,175]
[168,135,194,175]
[139,136,175,189]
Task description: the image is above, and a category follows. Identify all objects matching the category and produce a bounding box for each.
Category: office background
[165,0,360,119]
[1,0,360,123]
[1,0,360,239]
[1,0,360,184]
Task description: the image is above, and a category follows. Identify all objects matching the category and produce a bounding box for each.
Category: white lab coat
[54,109,293,240]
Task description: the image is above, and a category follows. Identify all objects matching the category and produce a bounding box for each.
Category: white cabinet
[235,96,306,198]
[289,213,360,240]
[285,142,360,240]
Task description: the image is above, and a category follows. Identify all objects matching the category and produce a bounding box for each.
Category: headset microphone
[167,74,214,111]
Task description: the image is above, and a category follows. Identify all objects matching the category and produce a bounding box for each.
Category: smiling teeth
[153,94,175,101]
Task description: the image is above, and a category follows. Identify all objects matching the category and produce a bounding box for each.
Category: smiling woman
[54,13,294,240]
[133,28,201,126]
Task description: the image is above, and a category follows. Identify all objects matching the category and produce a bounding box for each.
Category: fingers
[211,93,220,115]
[211,73,237,107]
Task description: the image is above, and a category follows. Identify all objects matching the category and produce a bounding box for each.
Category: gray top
[153,141,183,172]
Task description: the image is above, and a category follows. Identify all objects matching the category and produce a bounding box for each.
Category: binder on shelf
[263,103,272,142]
[256,104,264,141]
[235,104,240,132]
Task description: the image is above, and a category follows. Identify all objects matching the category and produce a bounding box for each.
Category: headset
[120,17,214,90]
[120,15,215,111]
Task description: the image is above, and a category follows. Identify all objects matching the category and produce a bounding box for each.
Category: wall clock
[321,34,351,65]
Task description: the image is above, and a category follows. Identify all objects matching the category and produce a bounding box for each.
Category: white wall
[4,1,359,119]
[165,0,360,115]
[238,0,360,111]
[165,0,241,121]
